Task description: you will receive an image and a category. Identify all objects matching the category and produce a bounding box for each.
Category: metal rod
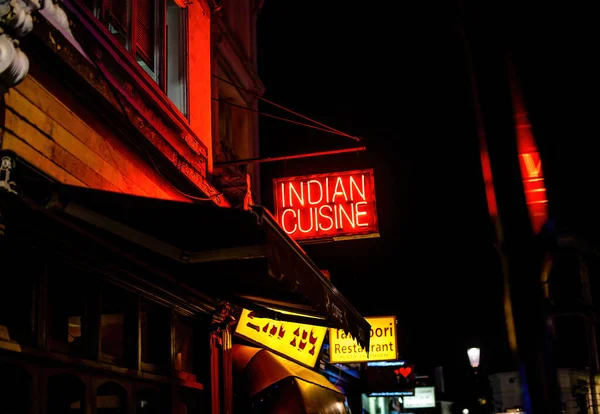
[214,146,367,168]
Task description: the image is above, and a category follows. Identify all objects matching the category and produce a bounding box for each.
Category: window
[173,313,194,373]
[140,298,170,370]
[0,245,38,345]
[47,263,91,355]
[100,283,135,365]
[84,0,188,116]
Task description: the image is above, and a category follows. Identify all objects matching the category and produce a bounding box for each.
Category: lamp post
[466,347,483,414]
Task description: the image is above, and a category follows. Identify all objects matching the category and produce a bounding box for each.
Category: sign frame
[273,168,379,242]
[329,315,398,364]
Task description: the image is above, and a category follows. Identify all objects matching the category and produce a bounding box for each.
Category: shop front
[0,150,370,413]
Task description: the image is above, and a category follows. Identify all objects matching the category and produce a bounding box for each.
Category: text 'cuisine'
[274,170,378,241]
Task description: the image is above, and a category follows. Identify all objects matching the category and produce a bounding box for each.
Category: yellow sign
[329,316,397,363]
[235,308,327,368]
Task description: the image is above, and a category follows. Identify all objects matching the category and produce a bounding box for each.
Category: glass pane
[135,0,158,81]
[106,0,129,48]
[166,0,187,115]
[68,316,82,343]
[101,313,125,358]
[0,245,37,344]
[140,298,169,366]
[137,55,158,82]
[48,263,88,351]
[174,314,194,373]
[100,284,130,362]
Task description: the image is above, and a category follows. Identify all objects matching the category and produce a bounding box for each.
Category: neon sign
[511,72,549,235]
[518,151,548,234]
[273,169,379,242]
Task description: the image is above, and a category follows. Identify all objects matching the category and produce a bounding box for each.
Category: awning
[0,151,370,349]
[232,344,348,414]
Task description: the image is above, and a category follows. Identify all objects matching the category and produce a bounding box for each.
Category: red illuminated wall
[189,0,213,171]
[274,169,379,242]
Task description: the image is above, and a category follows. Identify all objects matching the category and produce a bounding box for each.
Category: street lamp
[467,347,481,369]
[466,347,489,413]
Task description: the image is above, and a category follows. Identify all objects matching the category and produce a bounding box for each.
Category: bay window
[83,0,188,116]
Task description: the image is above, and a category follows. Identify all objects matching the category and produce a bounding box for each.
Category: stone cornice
[0,0,70,89]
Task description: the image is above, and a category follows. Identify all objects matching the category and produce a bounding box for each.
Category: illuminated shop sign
[402,386,436,409]
[329,316,397,363]
[368,391,415,397]
[273,169,379,242]
[234,308,327,368]
[518,151,548,234]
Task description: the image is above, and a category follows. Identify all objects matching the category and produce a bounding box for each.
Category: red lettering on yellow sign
[234,309,328,367]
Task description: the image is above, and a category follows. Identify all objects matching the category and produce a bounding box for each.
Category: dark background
[255,0,599,392]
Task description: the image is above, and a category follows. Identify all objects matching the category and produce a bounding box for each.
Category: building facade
[490,369,600,414]
[0,1,369,413]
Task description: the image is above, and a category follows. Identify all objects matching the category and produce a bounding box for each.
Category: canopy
[232,344,348,414]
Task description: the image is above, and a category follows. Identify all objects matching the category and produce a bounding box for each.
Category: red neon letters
[274,169,379,241]
[518,151,548,235]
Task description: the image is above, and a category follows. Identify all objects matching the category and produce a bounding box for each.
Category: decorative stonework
[0,0,70,88]
[0,150,17,194]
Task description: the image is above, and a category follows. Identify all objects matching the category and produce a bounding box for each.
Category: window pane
[0,246,37,345]
[105,0,129,48]
[48,263,88,352]
[174,314,194,373]
[100,284,131,362]
[136,0,158,81]
[166,0,187,115]
[140,298,170,366]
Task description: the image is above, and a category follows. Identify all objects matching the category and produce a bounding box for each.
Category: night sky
[255,0,598,389]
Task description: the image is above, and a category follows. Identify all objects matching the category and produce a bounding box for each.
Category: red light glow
[518,150,548,234]
[511,68,549,235]
[273,169,379,242]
